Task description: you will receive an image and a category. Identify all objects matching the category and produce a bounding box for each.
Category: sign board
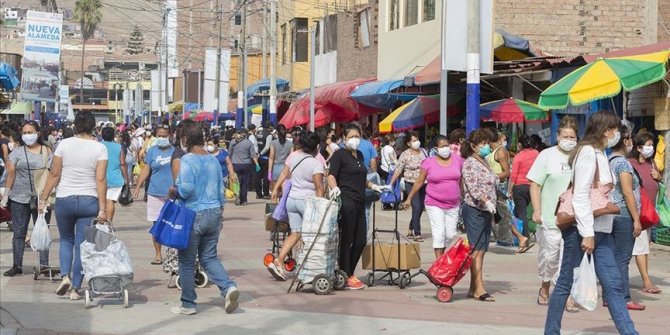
[203,48,231,113]
[443,0,494,74]
[20,10,63,102]
[58,85,68,113]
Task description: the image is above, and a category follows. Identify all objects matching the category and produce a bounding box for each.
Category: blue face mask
[478,144,492,157]
[155,137,170,148]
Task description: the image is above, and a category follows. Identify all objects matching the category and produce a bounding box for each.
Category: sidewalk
[1,198,669,334]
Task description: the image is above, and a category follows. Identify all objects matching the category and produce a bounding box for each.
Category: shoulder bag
[33,146,56,206]
[23,146,39,210]
[554,149,619,230]
[629,163,660,229]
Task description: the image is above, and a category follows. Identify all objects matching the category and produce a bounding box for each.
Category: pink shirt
[421,156,463,210]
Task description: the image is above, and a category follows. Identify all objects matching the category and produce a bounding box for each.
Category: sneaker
[56,276,71,296]
[267,262,286,281]
[224,287,239,314]
[69,290,81,301]
[627,301,646,311]
[3,265,22,277]
[414,235,425,242]
[346,276,365,290]
[170,306,197,315]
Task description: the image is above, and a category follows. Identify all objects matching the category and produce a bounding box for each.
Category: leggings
[512,184,531,237]
[338,195,366,277]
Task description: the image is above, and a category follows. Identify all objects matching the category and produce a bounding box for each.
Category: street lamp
[114,83,121,122]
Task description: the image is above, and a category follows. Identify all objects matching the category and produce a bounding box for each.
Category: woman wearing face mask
[327,124,387,290]
[2,121,53,277]
[608,123,646,311]
[268,125,293,190]
[206,137,236,187]
[545,111,638,335]
[402,135,463,259]
[527,116,579,310]
[487,131,511,194]
[628,133,662,295]
[460,128,497,302]
[388,132,428,241]
[507,135,539,253]
[133,125,175,265]
[100,127,129,222]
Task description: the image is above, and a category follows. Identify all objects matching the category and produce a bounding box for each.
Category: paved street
[1,198,669,335]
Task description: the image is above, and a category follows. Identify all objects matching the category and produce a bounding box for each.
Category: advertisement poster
[59,84,69,113]
[20,10,63,102]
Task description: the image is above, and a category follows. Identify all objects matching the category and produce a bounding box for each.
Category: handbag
[118,183,133,206]
[630,166,660,230]
[34,147,55,206]
[554,149,619,230]
[23,147,39,210]
[149,200,196,250]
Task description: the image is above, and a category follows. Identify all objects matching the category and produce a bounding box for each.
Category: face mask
[155,137,170,148]
[641,145,655,158]
[22,133,38,146]
[502,140,508,148]
[437,146,451,158]
[410,140,421,150]
[478,144,492,158]
[346,137,361,151]
[206,145,215,153]
[286,138,293,143]
[606,131,620,149]
[558,139,577,152]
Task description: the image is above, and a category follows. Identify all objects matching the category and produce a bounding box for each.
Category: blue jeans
[55,196,99,289]
[10,200,51,268]
[544,227,638,335]
[612,215,635,301]
[178,207,236,308]
[404,181,425,235]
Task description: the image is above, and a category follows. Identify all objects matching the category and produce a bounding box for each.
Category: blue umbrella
[0,62,20,90]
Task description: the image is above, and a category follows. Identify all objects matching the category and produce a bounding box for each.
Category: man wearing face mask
[254,126,273,199]
[229,128,259,206]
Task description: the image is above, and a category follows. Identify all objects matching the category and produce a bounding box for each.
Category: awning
[582,41,670,63]
[379,94,461,133]
[1,101,32,115]
[246,78,289,99]
[351,79,405,109]
[0,62,20,91]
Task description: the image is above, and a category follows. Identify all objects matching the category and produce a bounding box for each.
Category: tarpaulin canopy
[279,77,375,128]
[0,62,20,90]
[191,111,235,122]
[351,79,405,109]
[184,102,201,112]
[379,94,461,133]
[246,78,289,99]
[1,101,32,115]
[480,98,549,123]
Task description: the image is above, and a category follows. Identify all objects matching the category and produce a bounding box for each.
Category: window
[357,8,371,48]
[281,23,287,64]
[423,0,435,22]
[404,0,419,27]
[291,18,308,62]
[234,14,241,25]
[389,0,399,31]
[323,14,337,53]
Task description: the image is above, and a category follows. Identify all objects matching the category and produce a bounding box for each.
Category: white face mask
[502,140,508,148]
[346,137,361,151]
[558,139,577,152]
[206,145,215,153]
[22,133,38,146]
[606,131,621,149]
[410,140,421,150]
[641,145,654,158]
[436,146,451,158]
[286,137,293,143]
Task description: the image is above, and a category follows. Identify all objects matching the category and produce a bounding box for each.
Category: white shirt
[54,137,108,198]
[572,145,615,237]
[380,145,397,172]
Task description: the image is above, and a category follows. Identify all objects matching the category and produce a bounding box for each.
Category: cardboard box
[265,214,289,232]
[362,242,421,270]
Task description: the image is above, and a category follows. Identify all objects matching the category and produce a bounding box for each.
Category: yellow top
[486,145,504,174]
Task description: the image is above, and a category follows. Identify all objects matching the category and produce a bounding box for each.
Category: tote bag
[149,200,196,250]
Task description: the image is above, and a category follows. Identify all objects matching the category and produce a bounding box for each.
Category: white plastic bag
[570,253,598,311]
[30,214,51,251]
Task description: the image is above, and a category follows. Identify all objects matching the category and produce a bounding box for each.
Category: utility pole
[164,7,171,123]
[309,28,315,132]
[241,1,248,127]
[215,0,223,125]
[261,0,267,79]
[465,0,480,135]
[269,0,277,123]
[439,0,448,136]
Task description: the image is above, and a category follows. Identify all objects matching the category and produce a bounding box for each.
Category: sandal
[516,242,535,254]
[537,288,549,306]
[566,298,579,313]
[406,230,414,238]
[473,293,495,302]
[151,259,163,265]
[642,287,662,294]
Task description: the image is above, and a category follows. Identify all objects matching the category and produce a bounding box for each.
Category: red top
[511,148,539,185]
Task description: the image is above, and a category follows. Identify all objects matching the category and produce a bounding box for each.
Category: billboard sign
[443,0,494,74]
[20,10,63,102]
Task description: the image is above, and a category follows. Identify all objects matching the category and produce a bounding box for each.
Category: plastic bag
[30,214,51,251]
[118,184,133,206]
[570,254,598,311]
[657,183,670,228]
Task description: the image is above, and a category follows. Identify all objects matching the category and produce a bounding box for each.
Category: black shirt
[0,138,10,163]
[329,148,367,202]
[171,146,186,162]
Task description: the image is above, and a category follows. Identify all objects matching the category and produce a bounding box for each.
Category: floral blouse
[462,156,498,210]
[397,149,427,183]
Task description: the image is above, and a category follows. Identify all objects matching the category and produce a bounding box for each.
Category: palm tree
[74,0,102,103]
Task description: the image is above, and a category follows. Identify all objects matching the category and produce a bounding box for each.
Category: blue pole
[465,0,481,135]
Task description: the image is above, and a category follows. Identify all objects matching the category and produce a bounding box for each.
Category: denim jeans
[178,207,236,309]
[544,227,638,335]
[233,163,253,204]
[612,215,635,301]
[404,181,425,235]
[9,200,51,268]
[55,196,99,289]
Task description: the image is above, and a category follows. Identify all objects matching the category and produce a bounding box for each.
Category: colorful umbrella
[480,98,548,123]
[379,95,460,134]
[539,50,670,109]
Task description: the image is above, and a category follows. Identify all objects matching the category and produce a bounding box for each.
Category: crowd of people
[0,109,665,334]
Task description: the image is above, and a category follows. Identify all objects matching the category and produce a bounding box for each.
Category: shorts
[271,164,284,181]
[106,187,123,202]
[286,197,306,232]
[147,194,166,222]
[632,228,651,255]
[425,205,459,249]
[462,204,492,251]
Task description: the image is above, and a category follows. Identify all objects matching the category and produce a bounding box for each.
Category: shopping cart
[262,202,296,273]
[31,215,60,282]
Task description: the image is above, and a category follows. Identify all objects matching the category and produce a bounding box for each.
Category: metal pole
[197,70,201,110]
[465,0,481,135]
[261,1,267,79]
[309,28,315,132]
[242,2,248,127]
[215,0,223,125]
[439,0,448,136]
[164,8,171,123]
[269,0,277,120]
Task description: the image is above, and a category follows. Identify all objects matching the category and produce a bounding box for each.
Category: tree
[74,0,102,104]
[126,25,145,55]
